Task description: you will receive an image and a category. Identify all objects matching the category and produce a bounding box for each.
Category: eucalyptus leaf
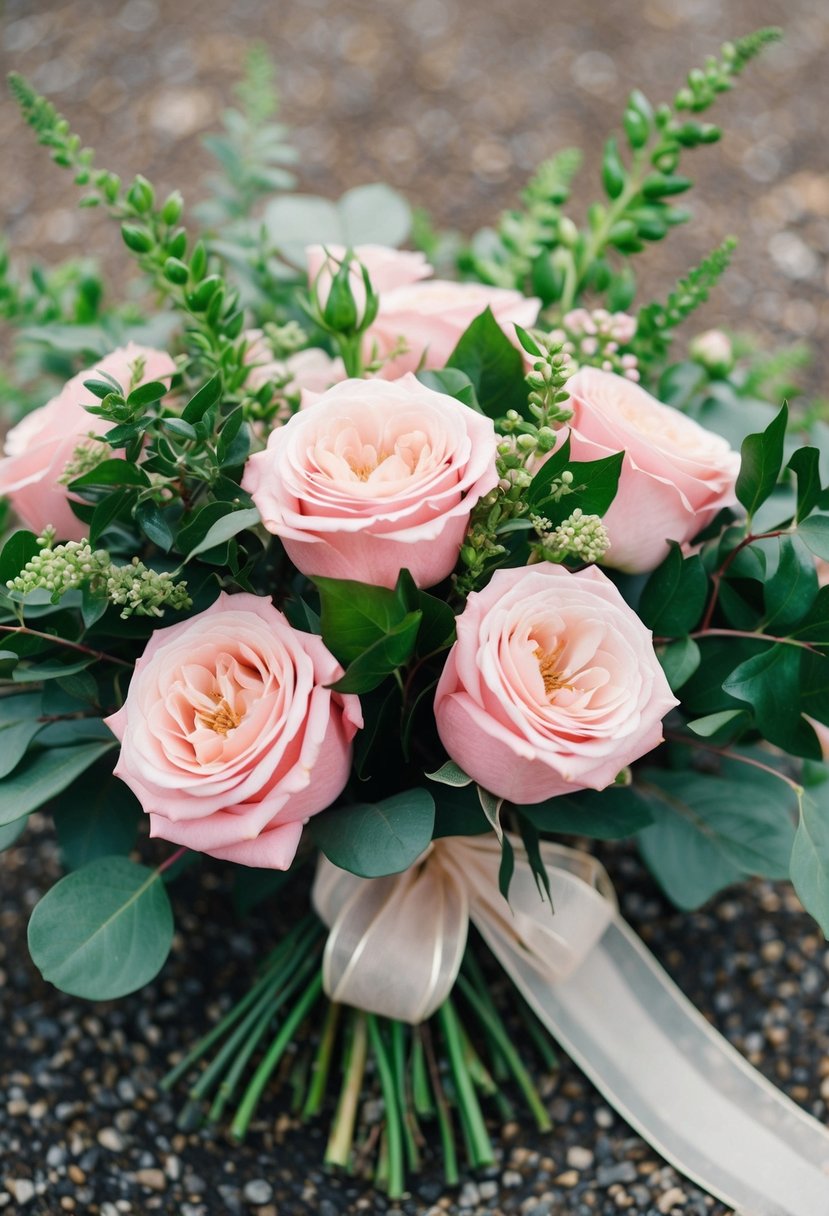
[311,789,435,878]
[0,740,117,826]
[28,855,173,999]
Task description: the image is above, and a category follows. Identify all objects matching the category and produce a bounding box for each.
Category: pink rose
[368,280,540,378]
[242,374,499,589]
[244,331,345,397]
[434,564,677,804]
[0,343,176,541]
[105,592,362,870]
[306,243,433,314]
[563,367,740,573]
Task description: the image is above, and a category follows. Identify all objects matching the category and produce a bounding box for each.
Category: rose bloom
[105,592,362,869]
[242,374,499,589]
[369,279,540,378]
[306,243,433,313]
[563,367,740,572]
[434,564,678,804]
[244,331,345,397]
[0,343,176,540]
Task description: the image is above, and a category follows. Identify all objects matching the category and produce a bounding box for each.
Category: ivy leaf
[446,307,528,417]
[788,446,822,522]
[657,636,701,691]
[27,855,174,999]
[328,611,422,693]
[0,530,40,584]
[638,543,708,635]
[182,506,260,562]
[721,643,804,752]
[763,535,818,632]
[315,576,409,664]
[311,789,435,878]
[53,771,143,870]
[735,403,788,521]
[417,368,480,411]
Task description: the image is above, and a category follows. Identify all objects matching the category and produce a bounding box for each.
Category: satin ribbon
[313,835,829,1216]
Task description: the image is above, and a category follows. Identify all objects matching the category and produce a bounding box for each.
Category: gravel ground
[2,1,829,1214]
[2,819,828,1216]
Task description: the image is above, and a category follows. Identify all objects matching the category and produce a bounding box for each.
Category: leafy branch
[633,237,737,366]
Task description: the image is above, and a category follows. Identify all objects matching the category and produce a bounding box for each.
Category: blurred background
[1,0,827,391]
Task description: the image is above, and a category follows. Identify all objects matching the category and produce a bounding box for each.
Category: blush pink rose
[434,564,678,804]
[306,243,433,314]
[0,343,176,541]
[563,367,740,573]
[368,280,541,378]
[105,592,362,870]
[242,374,499,589]
[244,331,346,397]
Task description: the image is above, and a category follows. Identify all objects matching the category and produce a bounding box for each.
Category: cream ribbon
[313,835,829,1216]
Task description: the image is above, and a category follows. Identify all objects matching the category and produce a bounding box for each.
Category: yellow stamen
[198,696,242,735]
[534,645,573,699]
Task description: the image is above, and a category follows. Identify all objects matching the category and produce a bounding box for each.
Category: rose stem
[187,921,322,1110]
[289,1045,310,1115]
[302,999,341,1119]
[455,973,552,1132]
[230,970,324,1141]
[367,1015,405,1199]
[421,1023,459,1185]
[325,1010,368,1170]
[161,915,314,1092]
[207,945,322,1125]
[516,993,560,1073]
[410,1031,434,1118]
[437,999,495,1168]
[389,1019,421,1172]
[458,1020,514,1122]
[459,950,510,1080]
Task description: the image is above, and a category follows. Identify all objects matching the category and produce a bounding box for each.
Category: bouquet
[2,29,829,1211]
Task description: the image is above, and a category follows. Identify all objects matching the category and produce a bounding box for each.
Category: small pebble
[97,1128,125,1152]
[567,1146,595,1170]
[242,1180,273,1206]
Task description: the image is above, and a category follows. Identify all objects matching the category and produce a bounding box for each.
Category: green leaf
[53,772,143,870]
[432,783,490,837]
[69,459,151,489]
[89,487,132,546]
[0,530,39,584]
[791,784,829,935]
[637,766,797,909]
[126,379,168,409]
[638,543,708,635]
[0,718,45,778]
[477,786,504,842]
[788,446,822,522]
[311,789,435,878]
[426,761,473,787]
[314,576,409,664]
[722,643,804,751]
[182,506,260,561]
[0,740,116,827]
[687,709,748,738]
[0,816,26,851]
[525,445,623,521]
[329,611,422,693]
[182,373,223,423]
[134,499,175,552]
[520,786,654,839]
[416,368,480,411]
[446,307,528,417]
[27,855,174,999]
[658,636,701,691]
[763,535,818,632]
[735,403,788,521]
[797,514,829,561]
[601,137,627,200]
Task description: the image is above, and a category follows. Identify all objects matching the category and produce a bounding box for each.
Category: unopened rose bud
[690,329,734,376]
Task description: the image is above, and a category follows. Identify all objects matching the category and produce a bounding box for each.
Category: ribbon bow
[313,834,829,1216]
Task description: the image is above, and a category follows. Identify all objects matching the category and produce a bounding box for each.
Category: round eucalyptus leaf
[28,855,173,999]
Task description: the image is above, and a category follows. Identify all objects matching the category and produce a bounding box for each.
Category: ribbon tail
[475,912,829,1216]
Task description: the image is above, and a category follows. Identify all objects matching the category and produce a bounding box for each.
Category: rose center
[198,694,243,736]
[534,645,573,700]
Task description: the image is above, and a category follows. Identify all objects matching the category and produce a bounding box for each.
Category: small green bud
[190,240,208,282]
[163,257,189,285]
[127,174,155,214]
[557,216,579,247]
[322,256,359,333]
[121,223,154,254]
[161,190,184,225]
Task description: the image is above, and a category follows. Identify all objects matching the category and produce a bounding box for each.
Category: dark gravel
[2,817,827,1215]
[2,1,829,1213]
